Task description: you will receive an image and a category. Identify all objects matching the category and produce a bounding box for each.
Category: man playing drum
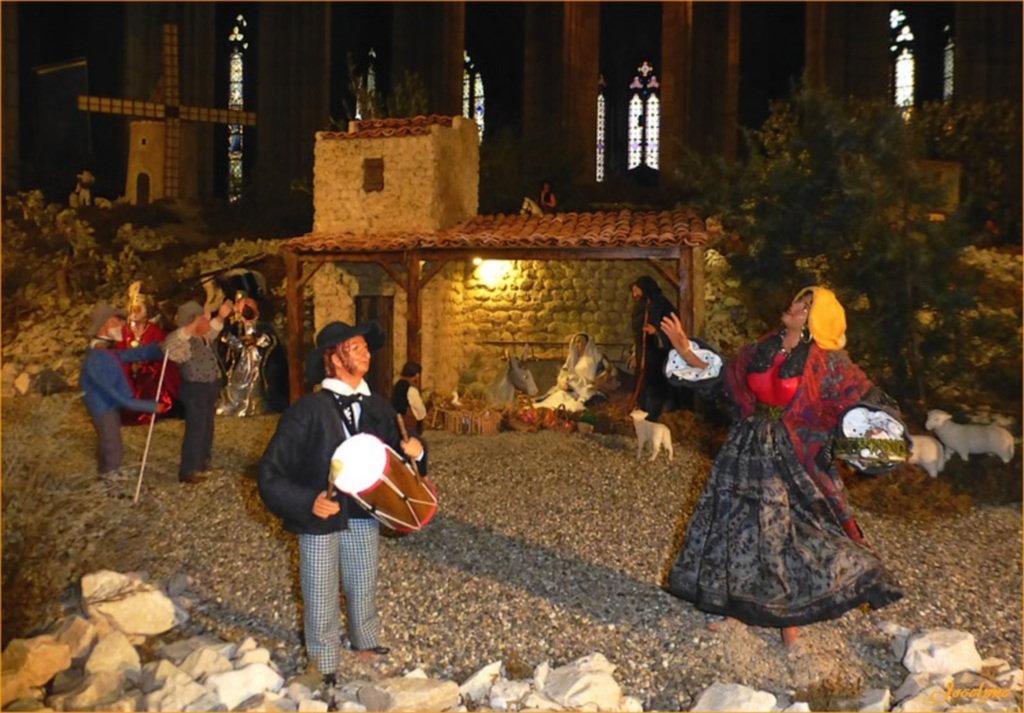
[256,320,425,685]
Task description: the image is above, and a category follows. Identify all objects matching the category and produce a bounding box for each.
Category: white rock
[690,682,777,712]
[403,667,428,679]
[894,672,949,702]
[239,691,297,711]
[459,660,503,704]
[103,694,142,711]
[893,686,949,712]
[298,699,330,712]
[143,674,208,712]
[286,682,314,701]
[14,372,30,394]
[533,661,550,691]
[154,636,234,664]
[179,645,233,680]
[996,669,1023,692]
[488,679,532,711]
[981,659,1012,677]
[903,629,984,675]
[235,647,271,668]
[50,616,98,662]
[858,688,891,711]
[521,690,566,711]
[235,637,260,657]
[204,663,284,710]
[140,659,193,693]
[182,691,225,711]
[542,654,622,712]
[782,704,810,712]
[357,677,460,712]
[620,695,644,712]
[81,570,177,636]
[84,630,140,678]
[47,671,123,711]
[2,636,72,707]
[337,702,368,712]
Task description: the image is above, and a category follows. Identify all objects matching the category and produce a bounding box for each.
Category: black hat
[304,320,385,384]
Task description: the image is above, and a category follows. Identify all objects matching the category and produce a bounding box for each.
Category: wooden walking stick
[628,300,650,412]
[134,349,171,504]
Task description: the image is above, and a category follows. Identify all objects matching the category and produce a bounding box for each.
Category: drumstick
[395,415,422,477]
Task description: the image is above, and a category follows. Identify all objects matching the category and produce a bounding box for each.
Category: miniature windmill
[77,24,257,203]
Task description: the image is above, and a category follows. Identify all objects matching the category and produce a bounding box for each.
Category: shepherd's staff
[134,349,171,503]
[628,299,650,412]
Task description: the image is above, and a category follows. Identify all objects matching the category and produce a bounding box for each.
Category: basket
[437,408,502,435]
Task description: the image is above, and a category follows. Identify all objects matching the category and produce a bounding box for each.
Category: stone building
[280,115,709,402]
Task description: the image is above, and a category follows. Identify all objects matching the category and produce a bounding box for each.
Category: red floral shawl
[724,335,873,539]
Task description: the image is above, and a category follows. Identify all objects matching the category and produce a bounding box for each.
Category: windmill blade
[77,96,166,119]
[180,106,257,126]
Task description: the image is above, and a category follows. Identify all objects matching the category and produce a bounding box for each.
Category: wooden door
[355,295,394,398]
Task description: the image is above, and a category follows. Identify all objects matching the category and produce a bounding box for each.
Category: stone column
[660,2,693,181]
[560,2,600,183]
[689,3,739,159]
[255,3,332,200]
[2,3,18,191]
[391,3,465,116]
[805,2,889,100]
[523,3,564,175]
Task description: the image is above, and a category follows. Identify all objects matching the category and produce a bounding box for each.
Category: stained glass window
[889,9,915,119]
[596,75,606,183]
[463,51,484,143]
[943,25,954,102]
[227,15,247,202]
[627,60,660,170]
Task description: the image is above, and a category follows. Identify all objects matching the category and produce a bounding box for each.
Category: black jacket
[256,389,425,534]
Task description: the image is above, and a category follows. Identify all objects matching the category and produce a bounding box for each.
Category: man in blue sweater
[79,303,169,477]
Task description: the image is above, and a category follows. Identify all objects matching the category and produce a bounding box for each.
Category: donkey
[489,344,539,404]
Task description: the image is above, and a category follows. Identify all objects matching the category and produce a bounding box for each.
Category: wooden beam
[294,259,325,291]
[378,260,407,290]
[283,250,306,404]
[286,245,684,263]
[647,258,680,290]
[420,259,451,289]
[406,252,422,363]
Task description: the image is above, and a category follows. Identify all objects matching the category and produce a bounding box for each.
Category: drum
[330,433,437,532]
[833,403,909,475]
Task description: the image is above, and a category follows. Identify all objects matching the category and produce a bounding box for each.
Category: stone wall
[311,259,693,399]
[311,117,479,235]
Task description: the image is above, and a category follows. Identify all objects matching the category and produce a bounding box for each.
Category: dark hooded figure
[630,276,680,421]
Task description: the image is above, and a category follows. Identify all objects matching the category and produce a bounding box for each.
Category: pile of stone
[0,569,646,713]
[684,622,1023,713]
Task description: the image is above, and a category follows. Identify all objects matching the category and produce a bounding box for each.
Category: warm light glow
[475,260,512,287]
[472,257,483,266]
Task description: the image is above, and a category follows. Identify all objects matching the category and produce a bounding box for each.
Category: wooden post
[678,247,695,335]
[283,250,305,404]
[406,252,422,363]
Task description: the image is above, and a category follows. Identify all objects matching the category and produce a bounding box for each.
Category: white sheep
[925,409,1015,464]
[907,434,947,478]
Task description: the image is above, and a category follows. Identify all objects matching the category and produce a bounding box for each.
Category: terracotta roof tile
[318,115,456,141]
[283,210,709,255]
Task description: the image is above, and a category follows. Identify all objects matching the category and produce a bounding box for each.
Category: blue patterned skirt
[666,413,903,627]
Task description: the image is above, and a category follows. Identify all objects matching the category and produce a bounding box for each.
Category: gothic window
[463,51,484,143]
[596,75,606,183]
[627,60,660,170]
[356,48,378,120]
[889,9,915,119]
[227,15,247,203]
[943,25,955,101]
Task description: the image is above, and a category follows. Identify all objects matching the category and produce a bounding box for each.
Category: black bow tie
[333,392,365,408]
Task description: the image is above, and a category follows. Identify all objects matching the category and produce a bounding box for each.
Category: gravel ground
[2,394,1021,711]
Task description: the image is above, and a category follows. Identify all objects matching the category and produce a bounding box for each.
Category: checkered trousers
[298,519,381,674]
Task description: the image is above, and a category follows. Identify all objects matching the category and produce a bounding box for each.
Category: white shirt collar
[321,377,371,397]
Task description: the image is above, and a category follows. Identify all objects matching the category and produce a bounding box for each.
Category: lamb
[630,410,674,461]
[907,434,947,478]
[924,409,1015,464]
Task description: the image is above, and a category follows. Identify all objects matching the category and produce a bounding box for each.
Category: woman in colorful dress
[659,286,903,646]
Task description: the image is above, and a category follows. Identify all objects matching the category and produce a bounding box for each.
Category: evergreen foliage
[681,85,1018,411]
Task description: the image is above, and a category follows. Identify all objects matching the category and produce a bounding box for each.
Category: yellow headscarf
[793,286,847,350]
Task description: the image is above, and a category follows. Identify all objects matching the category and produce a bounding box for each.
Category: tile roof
[282,209,712,255]
[318,115,455,141]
